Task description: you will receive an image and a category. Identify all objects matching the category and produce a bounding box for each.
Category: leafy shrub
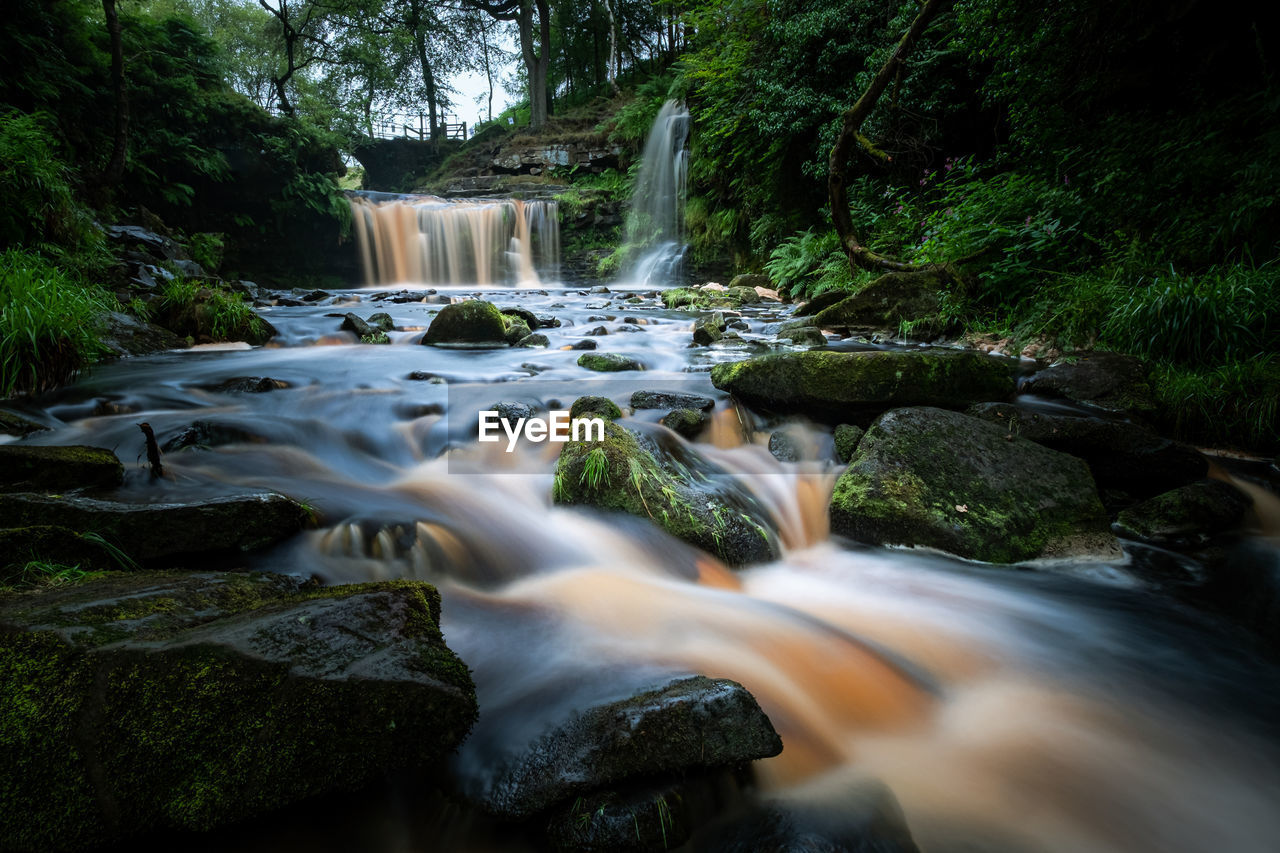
[0,249,111,398]
[764,229,856,298]
[607,74,679,144]
[1152,357,1280,452]
[0,110,89,249]
[160,278,266,342]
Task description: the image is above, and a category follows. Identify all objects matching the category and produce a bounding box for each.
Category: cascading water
[348,192,560,287]
[11,282,1280,852]
[621,100,690,287]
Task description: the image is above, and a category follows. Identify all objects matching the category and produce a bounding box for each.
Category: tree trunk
[102,0,128,185]
[410,0,440,138]
[828,0,946,275]
[518,0,549,128]
[604,0,620,94]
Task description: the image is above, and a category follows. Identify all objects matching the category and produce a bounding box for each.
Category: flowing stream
[10,274,1280,852]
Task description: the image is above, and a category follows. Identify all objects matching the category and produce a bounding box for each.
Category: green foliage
[607,74,679,144]
[160,278,265,342]
[0,110,86,249]
[0,249,111,398]
[188,232,224,274]
[1152,358,1280,452]
[580,447,611,490]
[764,229,851,298]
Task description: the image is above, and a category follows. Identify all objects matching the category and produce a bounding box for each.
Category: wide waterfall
[622,99,690,286]
[348,193,560,287]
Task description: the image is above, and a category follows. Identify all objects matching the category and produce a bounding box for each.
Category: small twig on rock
[138,422,163,479]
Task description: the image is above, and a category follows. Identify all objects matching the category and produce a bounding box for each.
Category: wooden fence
[369,115,467,142]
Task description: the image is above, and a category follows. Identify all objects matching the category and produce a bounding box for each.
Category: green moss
[578,353,644,372]
[570,395,623,421]
[423,300,508,345]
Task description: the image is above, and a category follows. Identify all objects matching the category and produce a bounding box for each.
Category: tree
[467,0,552,129]
[102,0,129,185]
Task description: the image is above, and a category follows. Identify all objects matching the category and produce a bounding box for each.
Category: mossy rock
[1112,480,1251,547]
[0,573,477,850]
[578,353,644,372]
[569,395,623,422]
[661,288,713,309]
[710,350,1015,422]
[503,316,533,344]
[726,285,761,304]
[0,445,124,493]
[692,315,724,346]
[829,407,1112,563]
[630,391,714,412]
[728,273,770,291]
[661,408,708,440]
[423,300,509,346]
[0,411,48,438]
[516,333,550,348]
[553,421,776,565]
[810,271,945,337]
[500,306,541,330]
[833,424,865,463]
[0,491,312,565]
[475,675,780,819]
[0,525,121,584]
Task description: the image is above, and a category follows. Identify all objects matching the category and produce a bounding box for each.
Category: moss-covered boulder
[578,352,644,372]
[630,390,715,411]
[829,407,1112,563]
[423,300,509,346]
[811,271,946,337]
[711,350,1014,421]
[0,411,48,438]
[967,403,1207,498]
[0,445,124,493]
[0,526,121,584]
[1022,352,1157,416]
[1113,480,1251,547]
[503,316,533,344]
[569,395,623,421]
[0,492,311,565]
[661,408,708,439]
[553,421,776,565]
[474,675,780,819]
[833,424,865,463]
[692,315,725,346]
[0,572,477,850]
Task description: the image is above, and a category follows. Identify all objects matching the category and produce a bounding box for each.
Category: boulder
[204,376,290,394]
[554,421,777,565]
[161,419,269,452]
[0,573,476,850]
[693,315,725,346]
[811,271,946,336]
[0,410,49,438]
[778,327,826,347]
[711,350,1014,421]
[516,333,550,348]
[1113,480,1252,547]
[0,445,124,493]
[0,525,122,583]
[794,290,850,318]
[98,311,188,357]
[726,286,761,305]
[631,391,715,412]
[474,676,780,819]
[0,492,311,564]
[1021,352,1157,416]
[967,403,1207,498]
[340,312,374,337]
[769,430,803,462]
[578,353,644,373]
[833,424,864,464]
[662,408,708,439]
[367,312,395,332]
[423,300,509,346]
[830,407,1112,563]
[499,306,541,330]
[728,274,771,291]
[569,396,623,421]
[503,316,533,344]
[570,339,598,351]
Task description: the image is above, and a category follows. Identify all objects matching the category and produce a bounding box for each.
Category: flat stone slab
[0,445,123,493]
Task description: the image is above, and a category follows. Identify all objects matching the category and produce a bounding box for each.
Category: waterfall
[348,193,560,287]
[622,100,690,287]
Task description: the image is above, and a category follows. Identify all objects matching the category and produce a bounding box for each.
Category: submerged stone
[423,300,509,346]
[0,411,49,438]
[475,675,781,819]
[711,350,1014,421]
[0,573,477,850]
[829,407,1112,563]
[631,391,715,412]
[0,445,124,493]
[1021,352,1157,416]
[662,408,708,439]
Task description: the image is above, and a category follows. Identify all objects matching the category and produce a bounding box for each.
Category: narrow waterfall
[622,100,690,286]
[348,193,560,287]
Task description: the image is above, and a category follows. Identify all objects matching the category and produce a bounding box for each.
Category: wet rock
[161,419,269,451]
[406,371,447,383]
[0,410,49,437]
[546,780,694,853]
[586,325,610,336]
[500,306,541,330]
[833,424,864,464]
[769,429,803,462]
[536,314,561,328]
[516,333,550,348]
[0,573,476,850]
[570,396,623,421]
[830,407,1112,563]
[711,350,1015,421]
[662,408,709,439]
[794,290,850,318]
[475,676,781,819]
[554,421,776,565]
[726,286,761,305]
[0,492,311,564]
[811,271,946,337]
[0,445,123,493]
[503,316,533,344]
[967,403,1207,498]
[1113,480,1252,547]
[693,780,920,853]
[205,376,291,394]
[0,525,122,583]
[778,327,826,347]
[301,289,331,302]
[1022,352,1157,416]
[367,312,395,332]
[493,401,535,426]
[99,311,187,357]
[578,353,644,372]
[423,300,509,346]
[663,288,713,309]
[105,224,184,260]
[569,339,598,351]
[631,391,715,412]
[693,315,725,346]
